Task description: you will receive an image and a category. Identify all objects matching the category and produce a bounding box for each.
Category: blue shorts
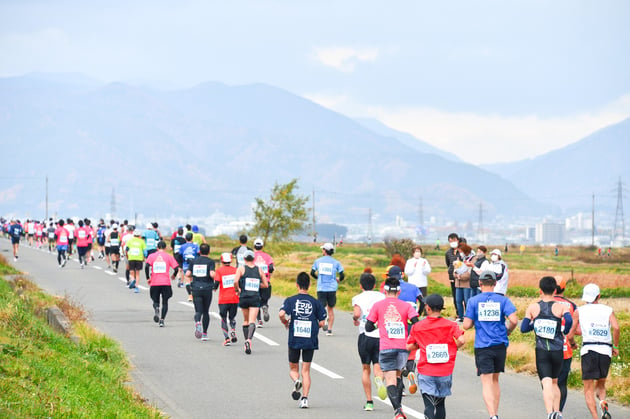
[379,349,408,372]
[418,374,453,397]
[57,245,68,252]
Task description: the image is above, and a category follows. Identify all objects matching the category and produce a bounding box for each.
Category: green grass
[0,261,163,418]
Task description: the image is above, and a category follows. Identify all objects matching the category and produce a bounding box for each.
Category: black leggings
[150,286,173,320]
[422,392,446,419]
[257,284,272,320]
[57,248,67,264]
[219,303,238,338]
[192,288,213,332]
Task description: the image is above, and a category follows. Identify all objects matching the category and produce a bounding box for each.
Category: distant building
[535,223,565,244]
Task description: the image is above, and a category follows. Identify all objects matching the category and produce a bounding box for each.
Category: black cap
[425,294,444,311]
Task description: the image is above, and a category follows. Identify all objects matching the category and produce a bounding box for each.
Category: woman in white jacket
[404,246,432,298]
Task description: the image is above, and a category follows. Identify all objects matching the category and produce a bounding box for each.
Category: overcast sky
[2,1,629,164]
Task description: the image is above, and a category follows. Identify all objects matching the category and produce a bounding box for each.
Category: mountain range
[1,73,627,227]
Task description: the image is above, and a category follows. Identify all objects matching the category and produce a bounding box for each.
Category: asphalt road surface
[3,239,629,419]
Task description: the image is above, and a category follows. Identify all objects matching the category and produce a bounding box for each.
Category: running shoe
[322,321,328,332]
[113,267,117,273]
[222,338,230,346]
[187,294,193,302]
[326,330,333,336]
[194,322,202,339]
[600,400,611,419]
[374,376,387,401]
[133,287,139,294]
[153,307,160,323]
[61,258,67,267]
[177,281,183,288]
[363,401,374,411]
[292,379,302,400]
[262,305,270,322]
[201,333,208,341]
[80,262,84,269]
[128,280,136,289]
[298,397,308,409]
[159,319,164,327]
[408,372,417,394]
[230,330,238,343]
[257,320,264,328]
[394,407,406,419]
[244,340,252,355]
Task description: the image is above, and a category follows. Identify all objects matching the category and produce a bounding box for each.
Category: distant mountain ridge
[482,117,630,215]
[0,73,569,225]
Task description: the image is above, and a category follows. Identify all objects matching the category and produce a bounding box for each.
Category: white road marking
[375,397,423,418]
[311,362,343,379]
[104,270,116,276]
[93,266,102,270]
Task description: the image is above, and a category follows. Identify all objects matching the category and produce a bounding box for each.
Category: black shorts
[317,291,337,308]
[289,347,315,364]
[97,237,105,246]
[475,344,507,375]
[581,350,612,380]
[174,253,183,267]
[259,284,272,304]
[87,243,92,251]
[109,246,120,255]
[129,260,143,270]
[535,348,563,379]
[238,295,261,309]
[105,246,111,255]
[358,333,380,365]
[11,237,20,244]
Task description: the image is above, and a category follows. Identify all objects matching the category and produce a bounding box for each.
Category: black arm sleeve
[268,263,275,274]
[365,320,376,333]
[310,269,318,279]
[339,271,345,281]
[173,267,179,277]
[410,316,419,325]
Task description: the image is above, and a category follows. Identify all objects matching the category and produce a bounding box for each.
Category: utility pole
[591,193,595,247]
[418,196,423,240]
[312,188,316,241]
[367,208,373,247]
[110,187,117,219]
[477,202,483,240]
[45,175,49,220]
[612,177,625,243]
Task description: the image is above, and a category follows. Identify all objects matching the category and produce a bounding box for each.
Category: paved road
[3,240,630,419]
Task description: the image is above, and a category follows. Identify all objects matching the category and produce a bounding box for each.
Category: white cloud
[304,92,630,165]
[311,46,379,73]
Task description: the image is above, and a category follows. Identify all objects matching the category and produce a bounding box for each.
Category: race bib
[534,319,557,340]
[110,238,119,246]
[588,323,609,338]
[237,254,245,265]
[146,238,156,247]
[257,263,269,274]
[193,264,208,277]
[59,235,68,244]
[245,277,260,292]
[478,302,501,321]
[48,232,55,239]
[426,343,449,364]
[319,262,333,276]
[129,248,141,257]
[78,230,86,239]
[153,261,167,274]
[294,320,312,338]
[222,274,235,288]
[173,244,181,253]
[385,321,405,339]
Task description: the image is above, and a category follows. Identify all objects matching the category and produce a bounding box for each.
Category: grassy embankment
[0,254,163,418]
[206,237,630,405]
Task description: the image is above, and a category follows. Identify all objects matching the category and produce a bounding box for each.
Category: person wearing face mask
[466,245,491,297]
[404,246,432,299]
[444,233,460,311]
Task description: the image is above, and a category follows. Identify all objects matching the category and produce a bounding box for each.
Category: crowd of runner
[1,220,620,419]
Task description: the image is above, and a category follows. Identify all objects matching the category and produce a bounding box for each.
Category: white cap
[582,283,600,303]
[491,249,502,257]
[321,242,334,251]
[133,229,142,236]
[146,223,153,229]
[220,252,232,263]
[254,238,264,247]
[112,224,119,230]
